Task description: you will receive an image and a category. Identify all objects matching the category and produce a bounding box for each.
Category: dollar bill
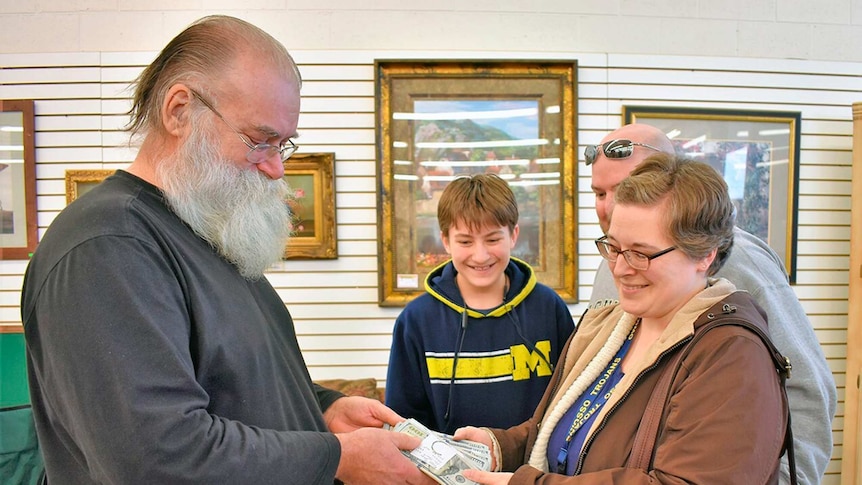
[390,418,491,485]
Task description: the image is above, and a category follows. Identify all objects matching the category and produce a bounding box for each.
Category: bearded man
[21,15,431,485]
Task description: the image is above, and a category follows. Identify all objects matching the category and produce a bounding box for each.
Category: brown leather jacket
[491,279,789,484]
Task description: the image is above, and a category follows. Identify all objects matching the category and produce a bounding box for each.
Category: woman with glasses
[456,152,791,484]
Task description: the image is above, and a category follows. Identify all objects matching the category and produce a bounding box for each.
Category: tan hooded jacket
[491,278,788,484]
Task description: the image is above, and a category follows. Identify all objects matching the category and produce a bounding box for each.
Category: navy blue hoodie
[386,258,574,434]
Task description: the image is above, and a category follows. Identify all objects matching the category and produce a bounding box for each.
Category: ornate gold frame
[65,169,115,204]
[283,152,337,260]
[375,60,578,306]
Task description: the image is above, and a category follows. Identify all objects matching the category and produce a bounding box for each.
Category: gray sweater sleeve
[718,229,836,485]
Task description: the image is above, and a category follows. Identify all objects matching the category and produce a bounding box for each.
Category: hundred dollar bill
[389,421,490,471]
[393,418,490,468]
[418,432,489,470]
[391,418,491,485]
[392,418,490,466]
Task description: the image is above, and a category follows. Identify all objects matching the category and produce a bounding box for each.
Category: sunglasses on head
[584,139,662,166]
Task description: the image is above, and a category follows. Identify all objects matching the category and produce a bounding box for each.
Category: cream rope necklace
[527,311,638,472]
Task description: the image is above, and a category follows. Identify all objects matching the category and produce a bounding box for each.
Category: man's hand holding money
[389,418,493,485]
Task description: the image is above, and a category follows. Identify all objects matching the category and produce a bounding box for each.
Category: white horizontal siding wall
[1,50,857,483]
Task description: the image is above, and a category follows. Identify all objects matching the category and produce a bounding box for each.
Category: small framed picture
[0,99,38,260]
[623,106,801,282]
[282,152,337,260]
[65,169,115,204]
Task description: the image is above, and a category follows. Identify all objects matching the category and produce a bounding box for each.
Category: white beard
[156,121,293,280]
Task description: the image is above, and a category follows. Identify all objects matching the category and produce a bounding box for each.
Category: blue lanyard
[555,321,638,474]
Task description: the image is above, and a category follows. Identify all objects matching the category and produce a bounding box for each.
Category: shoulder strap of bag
[627,312,796,485]
[627,347,684,471]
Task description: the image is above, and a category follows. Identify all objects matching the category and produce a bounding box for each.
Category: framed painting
[0,99,37,260]
[375,60,578,306]
[65,169,115,204]
[623,106,801,283]
[283,152,337,259]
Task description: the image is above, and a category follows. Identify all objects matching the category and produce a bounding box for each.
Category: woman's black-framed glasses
[189,88,298,164]
[584,139,661,166]
[595,235,676,271]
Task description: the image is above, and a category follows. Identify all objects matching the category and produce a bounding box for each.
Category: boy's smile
[442,220,519,306]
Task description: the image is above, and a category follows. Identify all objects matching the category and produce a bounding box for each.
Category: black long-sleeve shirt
[22,170,342,484]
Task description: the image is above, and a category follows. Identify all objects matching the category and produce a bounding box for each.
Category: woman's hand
[453,426,493,449]
[462,469,513,485]
[454,426,499,473]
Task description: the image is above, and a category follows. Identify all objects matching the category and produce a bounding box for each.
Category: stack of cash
[389,418,492,485]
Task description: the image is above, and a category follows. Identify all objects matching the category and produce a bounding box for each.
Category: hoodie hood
[423,257,537,318]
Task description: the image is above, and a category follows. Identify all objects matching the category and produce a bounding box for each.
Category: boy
[386,173,574,434]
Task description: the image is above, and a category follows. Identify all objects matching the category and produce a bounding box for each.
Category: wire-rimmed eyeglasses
[595,235,676,271]
[584,139,661,166]
[189,88,298,164]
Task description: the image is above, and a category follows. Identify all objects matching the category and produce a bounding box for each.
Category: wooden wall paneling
[841,101,862,484]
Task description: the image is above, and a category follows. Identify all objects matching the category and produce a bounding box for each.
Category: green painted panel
[0,333,30,407]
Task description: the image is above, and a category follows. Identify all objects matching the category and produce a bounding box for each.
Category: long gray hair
[125,15,301,139]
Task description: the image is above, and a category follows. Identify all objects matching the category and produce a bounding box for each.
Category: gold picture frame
[65,169,115,204]
[0,99,38,260]
[283,152,337,260]
[623,106,801,283]
[375,60,578,306]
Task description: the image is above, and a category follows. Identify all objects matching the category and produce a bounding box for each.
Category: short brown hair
[126,15,301,138]
[615,152,735,275]
[437,174,519,236]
